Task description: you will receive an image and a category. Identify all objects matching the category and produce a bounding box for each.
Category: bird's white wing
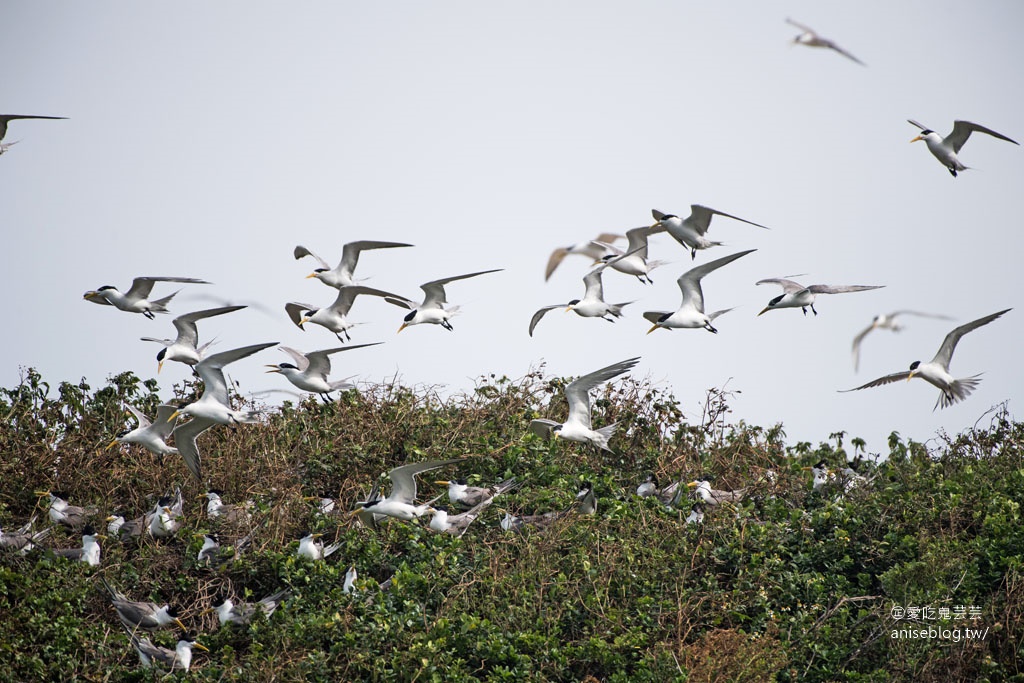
[545,247,569,281]
[840,372,912,392]
[948,121,1019,154]
[420,270,502,308]
[785,17,816,34]
[930,309,1010,369]
[564,357,641,429]
[171,416,215,480]
[851,324,876,372]
[305,343,382,378]
[808,284,883,295]
[125,277,210,301]
[889,310,954,321]
[195,342,278,404]
[623,226,652,259]
[172,305,246,347]
[388,458,466,505]
[676,249,756,312]
[826,41,865,66]
[689,205,770,235]
[152,404,179,439]
[338,240,413,276]
[529,305,563,337]
[756,278,806,294]
[329,285,408,316]
[125,403,152,429]
[278,346,312,372]
[293,245,330,269]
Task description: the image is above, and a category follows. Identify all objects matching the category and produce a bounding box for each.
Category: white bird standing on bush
[350,458,465,521]
[207,589,291,628]
[529,357,641,451]
[53,525,102,566]
[102,578,186,631]
[296,531,342,561]
[123,626,207,673]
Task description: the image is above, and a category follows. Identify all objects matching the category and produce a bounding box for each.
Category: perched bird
[123,626,207,673]
[208,589,291,628]
[650,207,769,260]
[36,491,96,530]
[351,458,465,521]
[295,240,413,289]
[756,278,883,316]
[851,310,953,372]
[0,114,67,152]
[687,478,746,507]
[594,226,667,284]
[149,490,184,539]
[685,503,705,525]
[53,525,102,566]
[635,474,684,506]
[529,357,641,451]
[82,277,210,319]
[387,270,503,332]
[424,500,493,537]
[304,492,339,517]
[0,517,51,553]
[286,286,406,343]
[435,477,519,509]
[786,18,865,65]
[343,566,358,594]
[140,305,246,372]
[804,460,836,491]
[102,578,186,632]
[499,510,563,534]
[545,233,624,281]
[106,513,148,543]
[841,309,1011,410]
[265,343,381,402]
[645,249,755,334]
[529,248,641,336]
[575,482,597,515]
[196,533,224,566]
[296,531,342,561]
[170,342,278,480]
[909,119,1019,177]
[201,490,253,524]
[106,403,179,462]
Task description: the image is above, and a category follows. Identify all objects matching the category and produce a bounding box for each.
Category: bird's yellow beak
[305,272,318,279]
[83,291,96,300]
[801,466,813,471]
[157,360,164,373]
[907,370,917,381]
[910,135,923,143]
[168,410,181,421]
[298,317,310,326]
[302,496,320,501]
[199,607,213,616]
[192,642,209,653]
[646,324,660,335]
[757,307,771,317]
[265,365,282,374]
[564,306,573,312]
[105,515,117,522]
[397,322,408,334]
[435,480,451,486]
[34,490,51,498]
[686,481,698,488]
[106,439,119,451]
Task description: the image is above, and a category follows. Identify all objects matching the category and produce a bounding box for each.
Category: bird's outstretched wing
[564,357,640,429]
[930,309,1010,369]
[947,121,1019,154]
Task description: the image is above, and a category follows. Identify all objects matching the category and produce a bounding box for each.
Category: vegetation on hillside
[1,367,1022,682]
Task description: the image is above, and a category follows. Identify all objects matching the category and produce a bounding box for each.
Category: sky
[3,2,1022,459]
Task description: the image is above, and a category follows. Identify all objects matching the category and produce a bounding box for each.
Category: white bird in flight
[841,309,1011,410]
[851,310,953,372]
[545,232,624,281]
[593,226,667,284]
[140,305,246,372]
[169,342,278,480]
[529,357,640,451]
[649,207,769,260]
[266,343,381,402]
[286,285,405,343]
[294,240,413,289]
[529,248,642,337]
[106,403,179,462]
[645,249,755,334]
[388,269,503,332]
[756,278,883,316]
[0,114,67,152]
[908,119,1019,177]
[83,276,211,319]
[350,458,465,521]
[786,18,865,66]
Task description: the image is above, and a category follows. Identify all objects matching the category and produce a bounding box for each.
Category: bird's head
[758,294,785,316]
[907,360,921,380]
[910,129,933,143]
[306,268,329,280]
[565,299,581,312]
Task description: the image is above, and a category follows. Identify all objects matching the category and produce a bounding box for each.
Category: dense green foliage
[1,368,1022,681]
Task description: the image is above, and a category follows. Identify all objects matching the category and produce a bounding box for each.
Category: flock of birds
[2,16,1020,675]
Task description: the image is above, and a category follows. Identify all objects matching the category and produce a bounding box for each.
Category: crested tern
[202,490,253,523]
[149,489,184,539]
[435,477,520,509]
[53,524,102,566]
[852,310,953,372]
[0,518,51,553]
[295,240,413,289]
[687,478,746,506]
[296,531,342,560]
[757,278,883,316]
[786,18,865,66]
[107,513,148,543]
[909,119,1019,177]
[635,474,684,506]
[499,483,591,533]
[208,588,291,628]
[0,114,67,151]
[351,458,465,521]
[196,533,223,566]
[529,248,642,337]
[388,270,503,332]
[107,403,179,462]
[528,357,641,451]
[841,309,1011,410]
[545,232,624,281]
[645,249,755,334]
[169,342,278,480]
[424,500,493,537]
[266,343,381,402]
[286,285,406,342]
[575,482,597,515]
[343,566,358,594]
[804,461,835,491]
[140,305,246,372]
[102,578,186,631]
[36,491,96,529]
[593,226,666,284]
[685,502,705,525]
[83,277,211,319]
[650,206,769,260]
[123,626,207,673]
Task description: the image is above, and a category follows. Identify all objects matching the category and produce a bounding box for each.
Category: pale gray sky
[3,2,1022,457]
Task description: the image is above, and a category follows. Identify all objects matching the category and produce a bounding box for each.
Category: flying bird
[545,232,624,281]
[351,458,465,521]
[388,270,503,332]
[169,342,278,480]
[0,114,67,152]
[82,277,211,319]
[841,309,1011,410]
[851,310,954,372]
[529,248,642,336]
[593,226,667,284]
[140,305,246,372]
[529,357,640,451]
[645,249,755,334]
[295,240,413,289]
[265,343,381,402]
[786,18,865,66]
[908,119,1019,177]
[649,207,769,260]
[286,285,406,342]
[756,278,883,316]
[106,403,179,462]
[435,477,520,509]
